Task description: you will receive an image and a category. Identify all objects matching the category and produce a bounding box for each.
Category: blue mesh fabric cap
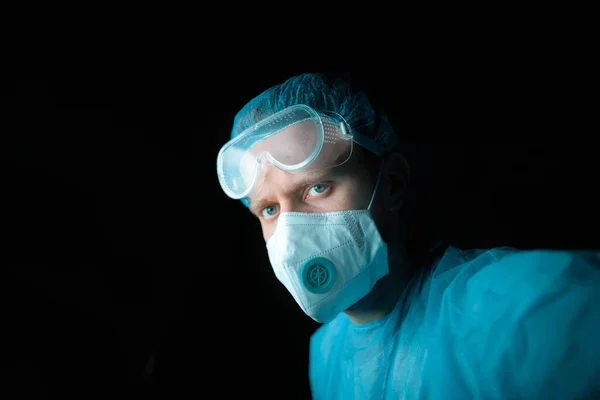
[227,72,402,207]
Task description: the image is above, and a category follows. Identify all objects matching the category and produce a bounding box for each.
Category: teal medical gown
[309,246,600,399]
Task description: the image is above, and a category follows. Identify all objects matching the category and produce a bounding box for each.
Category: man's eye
[261,205,279,219]
[307,184,330,197]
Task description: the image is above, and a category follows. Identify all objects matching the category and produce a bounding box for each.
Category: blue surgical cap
[229,72,402,207]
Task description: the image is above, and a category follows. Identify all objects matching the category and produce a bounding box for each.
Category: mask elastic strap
[367,160,385,210]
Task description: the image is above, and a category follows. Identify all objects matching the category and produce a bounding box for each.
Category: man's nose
[278,198,298,214]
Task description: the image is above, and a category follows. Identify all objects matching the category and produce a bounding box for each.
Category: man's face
[247,146,378,242]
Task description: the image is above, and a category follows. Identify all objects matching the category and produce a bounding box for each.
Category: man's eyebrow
[247,169,339,216]
[249,198,271,216]
[297,169,337,185]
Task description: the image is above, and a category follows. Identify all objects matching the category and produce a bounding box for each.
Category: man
[216,72,600,399]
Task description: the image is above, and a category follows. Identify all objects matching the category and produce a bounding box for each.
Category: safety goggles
[217,104,354,200]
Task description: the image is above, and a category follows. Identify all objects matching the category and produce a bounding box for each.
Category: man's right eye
[261,205,279,219]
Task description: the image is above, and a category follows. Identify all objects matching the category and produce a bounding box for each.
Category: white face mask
[265,166,388,323]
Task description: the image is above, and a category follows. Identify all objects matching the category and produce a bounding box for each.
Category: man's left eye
[308,184,329,196]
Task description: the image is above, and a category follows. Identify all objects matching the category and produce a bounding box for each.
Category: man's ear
[382,151,410,212]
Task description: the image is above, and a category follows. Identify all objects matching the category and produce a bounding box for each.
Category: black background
[2,40,598,399]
